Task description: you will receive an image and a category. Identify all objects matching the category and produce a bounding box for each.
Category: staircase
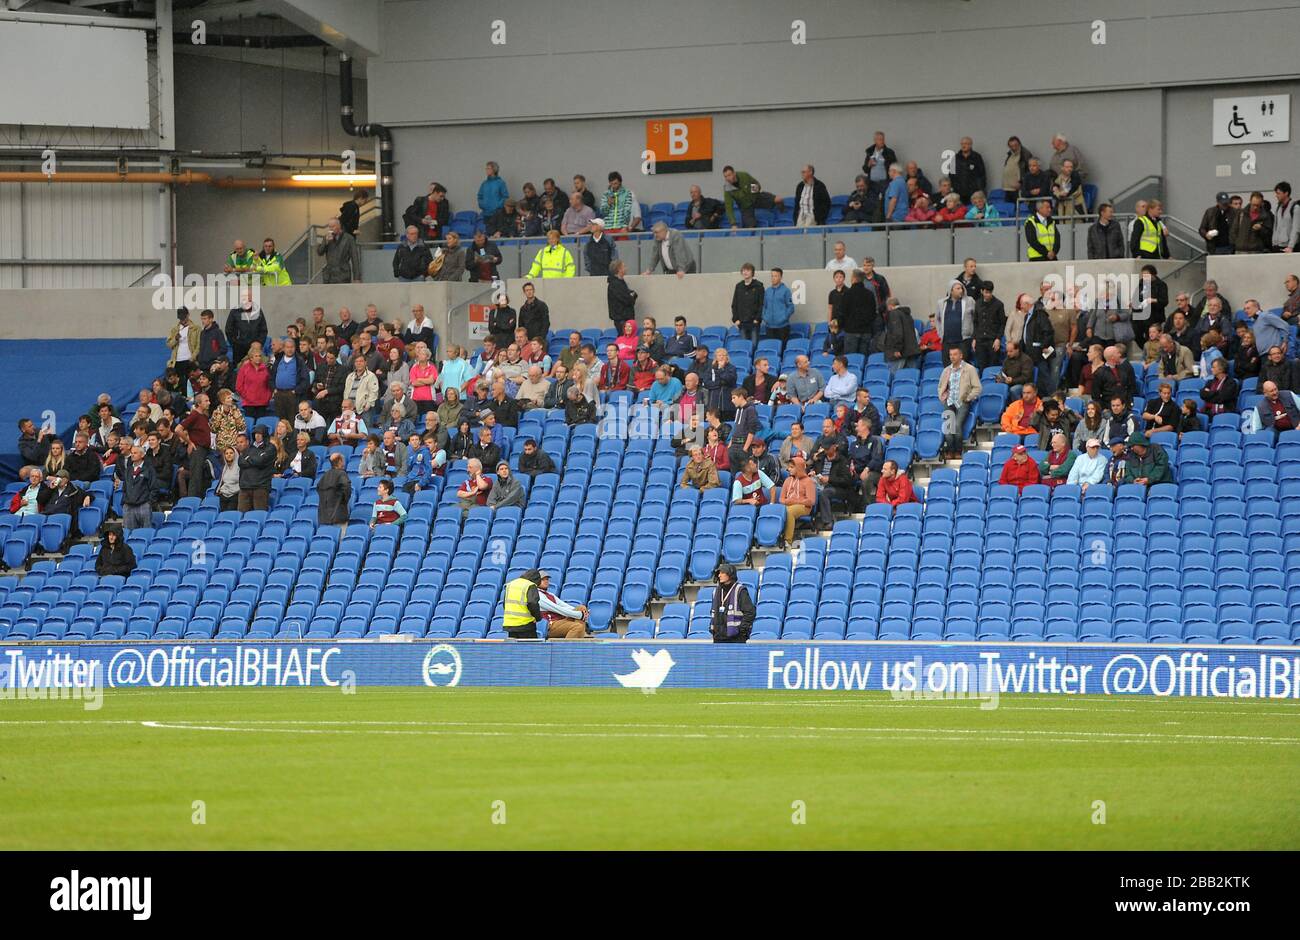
[607,430,997,637]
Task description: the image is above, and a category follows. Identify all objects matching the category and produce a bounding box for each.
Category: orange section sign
[645,117,713,174]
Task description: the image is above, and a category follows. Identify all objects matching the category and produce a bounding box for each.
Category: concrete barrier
[1206,254,1300,312]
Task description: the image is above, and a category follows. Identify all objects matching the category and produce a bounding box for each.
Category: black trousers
[766,325,791,344]
[973,338,1001,372]
[506,624,538,639]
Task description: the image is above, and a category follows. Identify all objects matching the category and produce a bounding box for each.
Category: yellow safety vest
[502,577,536,628]
[1028,217,1057,259]
[1137,215,1160,255]
[527,244,575,279]
[254,253,292,286]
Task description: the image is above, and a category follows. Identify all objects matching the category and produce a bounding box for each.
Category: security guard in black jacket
[711,564,755,643]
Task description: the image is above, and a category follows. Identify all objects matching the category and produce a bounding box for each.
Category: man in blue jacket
[763,267,795,343]
[477,161,509,219]
[269,339,311,421]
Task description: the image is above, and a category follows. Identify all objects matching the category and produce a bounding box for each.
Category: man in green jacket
[1122,432,1173,487]
[224,239,257,276]
[722,166,783,229]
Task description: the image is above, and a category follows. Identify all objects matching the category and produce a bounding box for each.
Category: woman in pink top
[615,319,639,362]
[408,346,440,414]
[235,344,273,419]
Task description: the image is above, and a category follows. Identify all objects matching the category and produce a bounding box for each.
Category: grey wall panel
[954,227,1018,264]
[889,228,954,267]
[371,1,1300,126]
[699,237,760,276]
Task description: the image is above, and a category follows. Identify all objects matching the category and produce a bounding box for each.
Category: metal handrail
[444,282,500,353]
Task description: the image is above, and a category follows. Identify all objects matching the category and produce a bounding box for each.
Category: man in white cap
[583,216,617,277]
[1067,438,1107,492]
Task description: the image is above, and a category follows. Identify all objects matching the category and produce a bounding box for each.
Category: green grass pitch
[2,688,1297,850]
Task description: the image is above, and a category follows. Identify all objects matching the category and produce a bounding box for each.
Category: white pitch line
[136,719,1300,746]
[699,700,1300,717]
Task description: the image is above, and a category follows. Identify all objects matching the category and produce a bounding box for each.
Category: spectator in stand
[905,194,937,223]
[1198,191,1235,254]
[115,444,156,529]
[875,459,917,507]
[195,309,228,372]
[369,478,407,528]
[1165,310,1200,356]
[315,453,352,528]
[883,163,909,223]
[517,438,556,478]
[904,161,933,197]
[763,267,794,343]
[1257,380,1300,439]
[1001,136,1033,205]
[487,461,525,511]
[1052,160,1086,215]
[317,216,362,284]
[517,282,550,341]
[1087,287,1134,352]
[214,446,241,511]
[951,137,987,204]
[999,444,1040,491]
[701,348,738,419]
[607,259,638,330]
[560,190,596,235]
[792,164,831,227]
[225,293,268,368]
[1019,157,1053,205]
[1049,134,1084,177]
[230,424,273,511]
[513,364,548,409]
[730,263,765,343]
[95,527,136,576]
[684,184,724,230]
[564,385,597,426]
[578,218,615,279]
[727,389,760,466]
[16,417,53,471]
[1198,331,1226,378]
[861,131,896,217]
[1101,395,1139,447]
[430,231,467,282]
[343,354,380,425]
[1087,202,1126,259]
[569,174,596,210]
[1272,181,1300,253]
[785,355,824,406]
[938,346,981,459]
[722,165,780,228]
[1282,274,1300,324]
[1123,432,1172,487]
[177,393,212,499]
[966,191,1000,225]
[338,190,369,238]
[825,241,857,276]
[1066,438,1107,491]
[644,221,697,276]
[1001,384,1041,436]
[64,432,101,484]
[402,304,436,352]
[460,230,500,283]
[630,350,659,393]
[210,388,246,453]
[402,182,448,240]
[680,446,721,491]
[882,297,922,374]
[544,364,574,409]
[1141,383,1180,435]
[824,356,859,409]
[407,346,439,416]
[842,177,873,225]
[970,281,1006,371]
[1199,356,1238,416]
[1092,345,1139,408]
[476,161,508,219]
[536,194,563,234]
[166,307,200,384]
[1261,344,1299,393]
[600,171,641,233]
[1231,191,1274,253]
[1235,326,1262,380]
[935,280,975,361]
[1030,398,1078,451]
[934,193,967,224]
[487,199,519,238]
[1247,300,1289,357]
[1037,433,1076,488]
[638,321,666,363]
[731,455,776,506]
[778,422,813,469]
[614,320,640,363]
[1073,401,1105,451]
[777,457,817,541]
[1191,280,1234,326]
[393,225,433,281]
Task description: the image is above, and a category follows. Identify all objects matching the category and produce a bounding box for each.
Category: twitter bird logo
[613,649,676,690]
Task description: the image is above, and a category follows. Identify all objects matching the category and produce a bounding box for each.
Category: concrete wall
[371,0,1300,124]
[1206,254,1300,312]
[493,259,1185,335]
[172,50,370,277]
[0,281,485,342]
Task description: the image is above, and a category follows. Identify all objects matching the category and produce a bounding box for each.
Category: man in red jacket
[875,459,918,507]
[998,444,1041,492]
[598,343,630,391]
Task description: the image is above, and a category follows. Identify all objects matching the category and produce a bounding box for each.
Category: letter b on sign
[668,123,689,156]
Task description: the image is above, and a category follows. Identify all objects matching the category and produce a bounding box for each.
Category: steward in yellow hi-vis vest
[254,239,293,285]
[1024,203,1058,261]
[527,230,576,279]
[502,570,544,638]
